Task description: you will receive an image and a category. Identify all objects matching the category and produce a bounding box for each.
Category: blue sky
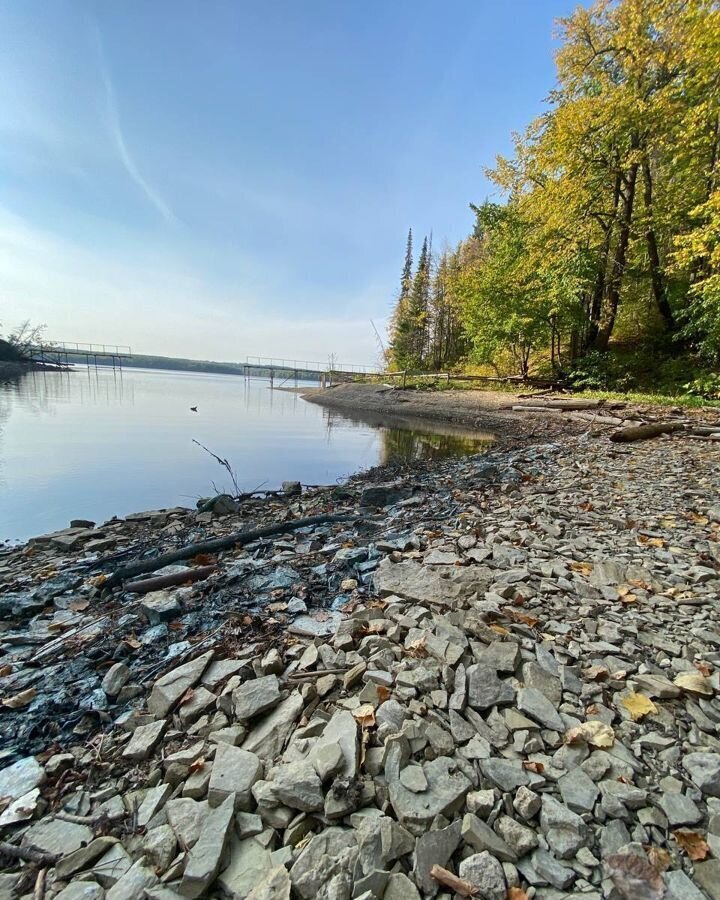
[0,0,578,364]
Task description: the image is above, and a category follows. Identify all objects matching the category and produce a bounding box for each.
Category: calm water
[0,367,493,542]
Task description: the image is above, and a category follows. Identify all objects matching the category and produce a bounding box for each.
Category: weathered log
[124,565,217,594]
[105,512,354,589]
[688,426,720,436]
[567,412,625,425]
[0,841,60,866]
[610,422,684,443]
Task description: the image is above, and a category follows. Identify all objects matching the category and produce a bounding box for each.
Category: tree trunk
[594,138,640,352]
[585,169,621,350]
[642,158,675,331]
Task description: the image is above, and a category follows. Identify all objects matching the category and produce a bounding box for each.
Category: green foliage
[683,373,720,400]
[388,0,720,382]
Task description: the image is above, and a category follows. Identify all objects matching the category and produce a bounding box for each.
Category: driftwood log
[610,422,684,443]
[124,565,217,594]
[105,512,354,589]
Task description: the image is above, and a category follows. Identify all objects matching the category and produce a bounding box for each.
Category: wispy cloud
[92,23,177,226]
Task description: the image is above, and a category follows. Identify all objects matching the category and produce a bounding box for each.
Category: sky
[0,0,579,365]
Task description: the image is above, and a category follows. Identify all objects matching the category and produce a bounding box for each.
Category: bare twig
[429,864,479,896]
[193,440,241,496]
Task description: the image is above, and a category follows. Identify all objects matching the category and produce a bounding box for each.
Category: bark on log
[124,565,217,594]
[105,512,354,589]
[610,422,684,443]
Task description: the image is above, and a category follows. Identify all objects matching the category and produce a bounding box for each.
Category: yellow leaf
[621,692,657,721]
[674,672,713,696]
[565,720,615,748]
[2,687,37,709]
[490,624,509,636]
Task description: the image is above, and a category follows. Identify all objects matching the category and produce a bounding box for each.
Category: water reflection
[0,368,493,541]
[323,408,495,464]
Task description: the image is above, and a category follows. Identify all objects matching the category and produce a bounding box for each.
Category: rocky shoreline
[1,410,720,899]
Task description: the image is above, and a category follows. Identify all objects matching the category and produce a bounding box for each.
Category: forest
[389,0,720,395]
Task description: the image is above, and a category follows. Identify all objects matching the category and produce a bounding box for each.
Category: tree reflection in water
[324,409,495,464]
[379,427,493,463]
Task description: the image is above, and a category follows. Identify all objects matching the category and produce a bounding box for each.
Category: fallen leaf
[489,624,509,636]
[124,636,141,649]
[695,661,713,677]
[406,637,428,658]
[503,609,539,628]
[645,846,671,872]
[673,830,711,861]
[191,553,215,566]
[522,761,544,774]
[565,720,615,748]
[90,574,106,588]
[2,688,37,709]
[570,561,593,575]
[584,665,610,681]
[188,757,205,774]
[68,599,90,612]
[674,671,713,696]
[621,692,657,722]
[605,853,665,900]
[179,688,195,706]
[376,685,391,703]
[507,889,530,900]
[352,704,376,729]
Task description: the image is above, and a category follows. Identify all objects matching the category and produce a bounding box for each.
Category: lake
[0,367,493,542]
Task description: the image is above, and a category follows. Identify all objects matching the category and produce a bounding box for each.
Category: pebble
[1,429,720,898]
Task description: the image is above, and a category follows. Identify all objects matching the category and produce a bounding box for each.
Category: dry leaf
[504,609,539,628]
[645,846,671,872]
[605,853,665,900]
[522,761,544,774]
[674,671,713,696]
[673,830,711,861]
[565,720,615,748]
[69,599,90,611]
[2,687,37,709]
[621,692,657,722]
[191,553,215,566]
[0,664,12,678]
[188,757,205,773]
[570,561,593,575]
[124,635,142,649]
[489,624,509,636]
[90,574,107,587]
[584,665,610,681]
[507,889,529,900]
[179,688,195,706]
[695,661,713,677]
[352,704,376,729]
[376,685,391,703]
[406,637,428,658]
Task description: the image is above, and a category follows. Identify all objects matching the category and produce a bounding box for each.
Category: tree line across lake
[389,0,720,396]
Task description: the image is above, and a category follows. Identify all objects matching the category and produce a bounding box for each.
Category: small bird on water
[190,406,198,412]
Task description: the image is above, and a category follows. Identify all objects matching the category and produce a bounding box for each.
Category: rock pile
[1,429,720,898]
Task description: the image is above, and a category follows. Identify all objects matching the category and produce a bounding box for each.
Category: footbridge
[26,343,380,383]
